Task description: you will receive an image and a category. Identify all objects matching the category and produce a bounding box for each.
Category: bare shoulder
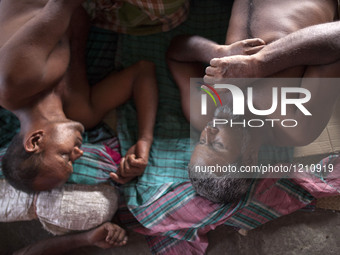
[0,0,67,110]
[0,0,47,46]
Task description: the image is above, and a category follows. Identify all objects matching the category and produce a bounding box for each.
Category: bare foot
[86,222,128,249]
[215,38,265,58]
[203,39,265,83]
[204,54,261,84]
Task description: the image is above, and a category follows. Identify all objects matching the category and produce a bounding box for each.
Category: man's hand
[110,139,151,184]
[86,222,128,249]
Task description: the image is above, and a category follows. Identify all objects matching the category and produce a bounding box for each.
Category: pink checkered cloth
[117,154,340,255]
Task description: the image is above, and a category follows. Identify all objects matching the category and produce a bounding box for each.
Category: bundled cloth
[0,180,119,235]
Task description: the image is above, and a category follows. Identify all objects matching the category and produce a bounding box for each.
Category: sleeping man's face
[190,120,244,174]
[188,104,262,203]
[33,120,84,191]
[188,118,257,203]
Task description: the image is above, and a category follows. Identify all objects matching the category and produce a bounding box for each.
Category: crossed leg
[166,35,265,131]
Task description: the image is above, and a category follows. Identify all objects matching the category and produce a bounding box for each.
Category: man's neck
[13,92,67,134]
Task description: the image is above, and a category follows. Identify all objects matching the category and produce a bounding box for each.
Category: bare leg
[166,35,264,131]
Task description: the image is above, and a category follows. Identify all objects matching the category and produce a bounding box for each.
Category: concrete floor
[0,208,339,254]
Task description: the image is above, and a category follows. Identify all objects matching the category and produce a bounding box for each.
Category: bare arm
[14,222,127,255]
[65,57,158,183]
[256,21,340,77]
[0,0,85,95]
[205,21,340,82]
[109,61,158,184]
[72,61,158,184]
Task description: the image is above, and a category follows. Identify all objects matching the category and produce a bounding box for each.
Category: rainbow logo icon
[200,83,223,115]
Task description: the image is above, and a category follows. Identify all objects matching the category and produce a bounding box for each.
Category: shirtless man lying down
[167,0,340,203]
[0,0,158,192]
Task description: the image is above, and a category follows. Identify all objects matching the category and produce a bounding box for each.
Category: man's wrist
[138,136,153,144]
[81,231,94,247]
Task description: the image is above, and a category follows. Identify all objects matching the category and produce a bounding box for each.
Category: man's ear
[24,130,44,153]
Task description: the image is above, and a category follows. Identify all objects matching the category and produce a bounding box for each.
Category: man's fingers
[245,45,265,55]
[114,228,127,244]
[114,230,128,246]
[109,172,120,183]
[105,226,116,243]
[110,227,122,243]
[126,154,136,166]
[110,172,128,184]
[244,38,266,47]
[124,156,131,174]
[118,157,126,176]
[128,156,147,168]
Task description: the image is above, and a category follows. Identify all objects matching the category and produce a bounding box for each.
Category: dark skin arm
[0,0,85,106]
[13,222,127,255]
[108,61,158,184]
[65,60,158,184]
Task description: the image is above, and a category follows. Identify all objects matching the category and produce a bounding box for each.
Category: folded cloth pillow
[0,179,119,235]
[0,179,36,222]
[37,183,119,235]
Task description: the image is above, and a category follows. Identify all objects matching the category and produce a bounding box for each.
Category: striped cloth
[82,0,190,35]
[116,155,340,255]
